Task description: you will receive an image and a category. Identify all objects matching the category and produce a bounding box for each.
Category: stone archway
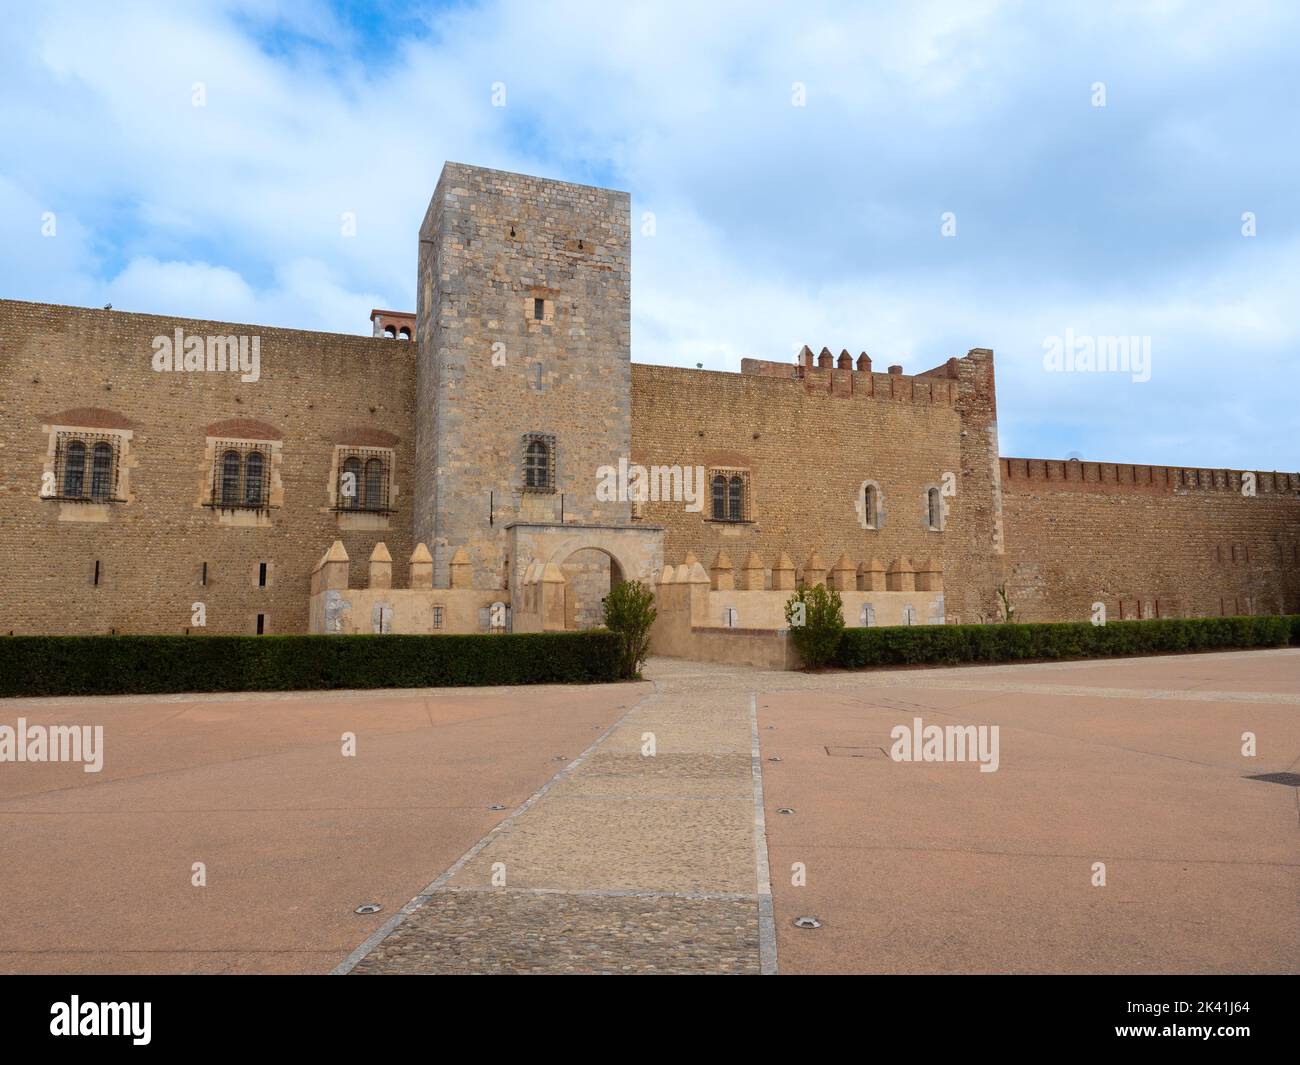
[505,521,663,632]
[559,546,626,630]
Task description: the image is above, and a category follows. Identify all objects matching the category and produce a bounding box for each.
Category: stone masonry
[0,161,1297,637]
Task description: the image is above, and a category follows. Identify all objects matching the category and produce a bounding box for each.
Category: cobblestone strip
[330,690,653,976]
[340,679,771,974]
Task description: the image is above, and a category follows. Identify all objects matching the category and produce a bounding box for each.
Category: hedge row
[0,632,623,697]
[835,616,1294,669]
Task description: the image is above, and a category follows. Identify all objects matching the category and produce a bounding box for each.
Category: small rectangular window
[533,297,544,320]
[258,562,267,587]
[432,606,444,630]
[93,560,101,586]
[256,614,266,635]
[522,433,556,493]
[201,562,208,586]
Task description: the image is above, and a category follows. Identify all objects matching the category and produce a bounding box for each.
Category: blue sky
[2,0,1297,469]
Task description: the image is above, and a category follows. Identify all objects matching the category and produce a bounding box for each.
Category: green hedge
[835,616,1292,669]
[1289,615,1300,646]
[0,631,623,697]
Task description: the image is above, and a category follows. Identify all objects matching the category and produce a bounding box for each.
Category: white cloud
[0,0,1296,468]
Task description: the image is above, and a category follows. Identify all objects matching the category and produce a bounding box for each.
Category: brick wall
[1001,459,1300,621]
[0,299,415,635]
[629,348,1006,623]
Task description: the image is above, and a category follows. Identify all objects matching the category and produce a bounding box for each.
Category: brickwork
[629,349,1005,623]
[2,162,1297,638]
[1001,460,1300,622]
[0,300,415,635]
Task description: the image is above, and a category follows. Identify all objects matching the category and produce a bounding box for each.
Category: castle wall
[629,349,1005,623]
[3,162,1297,642]
[1001,459,1300,622]
[416,163,633,590]
[0,300,415,635]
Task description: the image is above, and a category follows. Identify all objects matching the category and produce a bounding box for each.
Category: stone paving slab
[446,796,755,893]
[347,684,769,972]
[552,752,752,799]
[351,890,760,974]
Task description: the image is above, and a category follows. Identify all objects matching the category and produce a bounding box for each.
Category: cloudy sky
[2,0,1297,468]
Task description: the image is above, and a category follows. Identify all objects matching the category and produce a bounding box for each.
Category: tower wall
[415,163,633,588]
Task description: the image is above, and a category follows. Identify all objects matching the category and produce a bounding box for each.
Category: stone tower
[414,162,642,593]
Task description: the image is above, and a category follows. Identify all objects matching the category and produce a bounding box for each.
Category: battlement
[736,346,998,408]
[1000,457,1300,496]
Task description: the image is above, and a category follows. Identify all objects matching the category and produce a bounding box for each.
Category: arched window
[90,442,114,500]
[364,457,385,510]
[63,440,86,498]
[711,475,727,520]
[927,487,942,530]
[384,325,396,338]
[243,451,264,506]
[524,437,552,490]
[398,327,411,340]
[342,456,361,509]
[221,450,242,506]
[728,476,744,521]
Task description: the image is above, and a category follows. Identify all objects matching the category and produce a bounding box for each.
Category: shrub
[602,579,657,679]
[835,615,1290,670]
[785,584,846,668]
[0,631,623,698]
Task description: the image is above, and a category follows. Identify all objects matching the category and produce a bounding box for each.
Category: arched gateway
[507,521,662,632]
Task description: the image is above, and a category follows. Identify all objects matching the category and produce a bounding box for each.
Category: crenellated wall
[630,346,1003,624]
[3,163,1296,641]
[1001,458,1300,622]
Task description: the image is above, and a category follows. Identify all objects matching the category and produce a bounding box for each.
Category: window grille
[334,448,393,513]
[50,431,124,502]
[208,441,273,511]
[708,468,751,522]
[522,433,556,493]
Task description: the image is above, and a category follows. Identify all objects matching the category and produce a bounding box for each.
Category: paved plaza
[2,650,1296,974]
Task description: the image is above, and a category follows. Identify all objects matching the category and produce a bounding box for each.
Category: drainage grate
[824,746,886,758]
[1245,772,1300,787]
[793,916,822,929]
[354,904,383,915]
